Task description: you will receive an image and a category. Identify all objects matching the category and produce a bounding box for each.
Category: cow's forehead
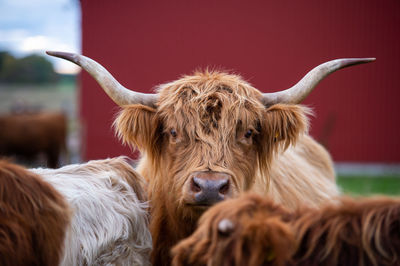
[156,70,262,101]
[155,70,264,114]
[155,71,265,133]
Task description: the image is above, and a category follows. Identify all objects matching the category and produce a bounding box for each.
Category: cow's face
[115,71,308,217]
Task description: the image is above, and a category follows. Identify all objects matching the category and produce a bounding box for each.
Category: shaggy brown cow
[47,51,374,264]
[0,160,71,266]
[172,194,400,266]
[0,112,68,168]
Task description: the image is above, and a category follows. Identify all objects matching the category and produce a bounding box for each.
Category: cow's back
[253,135,339,210]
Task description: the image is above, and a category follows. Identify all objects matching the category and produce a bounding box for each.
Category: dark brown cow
[172,194,400,266]
[0,112,68,168]
[0,160,71,266]
[47,51,374,265]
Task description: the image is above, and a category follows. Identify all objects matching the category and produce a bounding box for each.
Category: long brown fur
[114,70,339,264]
[0,160,71,266]
[172,194,400,266]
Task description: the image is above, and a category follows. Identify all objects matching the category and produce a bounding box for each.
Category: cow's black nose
[190,172,231,205]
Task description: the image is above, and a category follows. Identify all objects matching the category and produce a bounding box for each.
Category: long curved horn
[261,58,375,106]
[46,51,158,107]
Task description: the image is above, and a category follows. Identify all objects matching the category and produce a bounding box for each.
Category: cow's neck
[149,192,197,266]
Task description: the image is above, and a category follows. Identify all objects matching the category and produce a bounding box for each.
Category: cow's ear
[261,104,310,150]
[114,105,162,153]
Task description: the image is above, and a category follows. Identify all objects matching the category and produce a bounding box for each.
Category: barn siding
[80,0,400,163]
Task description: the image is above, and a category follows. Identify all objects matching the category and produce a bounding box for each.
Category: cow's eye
[170,129,177,138]
[244,129,253,138]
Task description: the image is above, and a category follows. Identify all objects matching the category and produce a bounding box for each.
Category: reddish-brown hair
[0,160,71,266]
[293,196,400,266]
[172,194,400,266]
[171,194,295,266]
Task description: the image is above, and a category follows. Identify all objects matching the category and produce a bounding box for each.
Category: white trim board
[335,163,400,177]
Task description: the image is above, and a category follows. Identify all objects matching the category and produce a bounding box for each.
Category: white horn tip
[46,51,79,64]
[358,57,376,62]
[334,57,376,70]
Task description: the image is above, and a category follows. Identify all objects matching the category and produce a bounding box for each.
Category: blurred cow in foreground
[48,51,374,265]
[32,157,152,266]
[0,111,68,168]
[0,160,71,266]
[172,194,400,266]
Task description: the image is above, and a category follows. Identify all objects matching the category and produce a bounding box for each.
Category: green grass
[337,175,400,196]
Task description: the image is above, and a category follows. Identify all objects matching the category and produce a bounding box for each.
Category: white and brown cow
[32,157,152,266]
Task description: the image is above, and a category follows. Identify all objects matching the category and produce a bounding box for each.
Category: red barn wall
[80,0,400,163]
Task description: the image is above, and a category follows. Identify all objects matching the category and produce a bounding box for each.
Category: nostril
[190,174,231,202]
[219,180,230,195]
[191,178,202,193]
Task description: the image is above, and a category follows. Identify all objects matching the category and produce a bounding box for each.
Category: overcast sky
[0,0,81,74]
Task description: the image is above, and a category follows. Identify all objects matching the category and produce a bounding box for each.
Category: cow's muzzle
[188,171,232,206]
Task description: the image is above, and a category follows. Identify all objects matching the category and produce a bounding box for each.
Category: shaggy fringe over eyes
[0,160,71,266]
[171,194,400,266]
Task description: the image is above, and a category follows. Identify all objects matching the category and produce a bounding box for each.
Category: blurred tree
[0,51,16,80]
[0,52,59,84]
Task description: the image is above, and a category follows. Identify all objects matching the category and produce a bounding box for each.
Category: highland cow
[0,160,70,266]
[172,194,400,266]
[47,51,374,264]
[0,112,68,168]
[32,157,152,266]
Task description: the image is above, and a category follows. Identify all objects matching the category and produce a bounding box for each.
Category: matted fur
[32,157,152,266]
[0,160,70,266]
[293,196,400,266]
[172,194,400,266]
[114,70,339,264]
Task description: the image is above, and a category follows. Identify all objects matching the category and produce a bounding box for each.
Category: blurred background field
[0,81,76,115]
[0,69,82,166]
